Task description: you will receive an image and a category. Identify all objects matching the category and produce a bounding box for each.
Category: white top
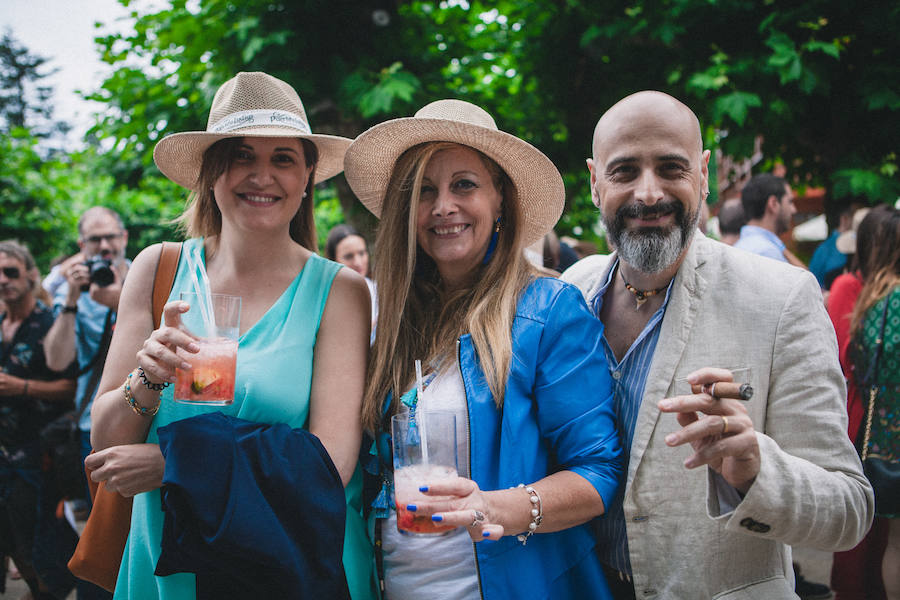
[382,361,479,600]
[365,276,378,344]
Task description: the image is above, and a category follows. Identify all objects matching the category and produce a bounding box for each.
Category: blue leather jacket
[370,277,622,599]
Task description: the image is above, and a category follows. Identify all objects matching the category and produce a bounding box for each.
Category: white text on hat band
[208,109,311,135]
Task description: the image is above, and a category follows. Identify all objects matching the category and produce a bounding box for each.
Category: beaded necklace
[619,268,670,309]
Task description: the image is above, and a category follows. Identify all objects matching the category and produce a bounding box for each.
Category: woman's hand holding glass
[405,476,507,541]
[135,300,199,386]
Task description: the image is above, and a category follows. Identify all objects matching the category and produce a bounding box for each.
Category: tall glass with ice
[391,410,457,535]
[174,292,240,405]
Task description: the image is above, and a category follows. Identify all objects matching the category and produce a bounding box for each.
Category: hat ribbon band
[208,109,311,135]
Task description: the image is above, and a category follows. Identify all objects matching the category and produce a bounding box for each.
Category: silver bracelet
[515,483,543,545]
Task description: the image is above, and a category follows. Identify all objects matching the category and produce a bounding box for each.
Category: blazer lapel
[625,235,709,485]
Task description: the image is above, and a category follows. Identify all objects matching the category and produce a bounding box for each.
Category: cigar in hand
[691,381,754,401]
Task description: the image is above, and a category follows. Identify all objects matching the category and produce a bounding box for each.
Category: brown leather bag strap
[152,242,183,328]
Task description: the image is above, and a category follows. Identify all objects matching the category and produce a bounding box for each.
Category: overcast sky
[1,0,132,145]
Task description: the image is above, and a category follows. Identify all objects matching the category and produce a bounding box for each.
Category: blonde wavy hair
[361,142,537,432]
[175,137,319,251]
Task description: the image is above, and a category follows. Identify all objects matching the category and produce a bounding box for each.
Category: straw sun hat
[343,99,565,248]
[154,71,352,190]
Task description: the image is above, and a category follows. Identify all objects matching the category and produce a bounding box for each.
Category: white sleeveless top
[382,361,480,600]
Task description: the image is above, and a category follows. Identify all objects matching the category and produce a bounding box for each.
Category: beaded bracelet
[137,366,169,391]
[124,371,160,417]
[515,483,543,545]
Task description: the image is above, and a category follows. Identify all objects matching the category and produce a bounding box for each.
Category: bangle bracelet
[138,366,169,392]
[515,483,543,545]
[124,372,160,417]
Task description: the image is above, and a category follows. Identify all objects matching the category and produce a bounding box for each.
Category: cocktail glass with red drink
[174,292,240,405]
[391,410,457,535]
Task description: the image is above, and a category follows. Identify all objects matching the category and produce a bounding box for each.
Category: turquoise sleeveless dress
[115,238,375,599]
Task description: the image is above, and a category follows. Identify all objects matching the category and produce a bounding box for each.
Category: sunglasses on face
[85,233,122,244]
[1,267,21,279]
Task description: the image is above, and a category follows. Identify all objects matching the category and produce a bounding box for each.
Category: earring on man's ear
[302,191,308,199]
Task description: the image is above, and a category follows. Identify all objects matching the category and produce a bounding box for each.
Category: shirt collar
[591,257,677,316]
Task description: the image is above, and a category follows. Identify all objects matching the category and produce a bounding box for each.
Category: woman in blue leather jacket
[344,99,623,600]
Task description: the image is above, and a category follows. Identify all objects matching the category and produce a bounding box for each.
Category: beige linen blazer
[562,234,874,600]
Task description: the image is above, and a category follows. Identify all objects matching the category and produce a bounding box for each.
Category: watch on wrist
[62,305,78,314]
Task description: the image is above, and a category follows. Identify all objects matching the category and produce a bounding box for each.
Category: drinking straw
[184,247,215,338]
[415,359,429,463]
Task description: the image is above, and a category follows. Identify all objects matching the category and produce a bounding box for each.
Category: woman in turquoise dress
[847,204,900,599]
[86,72,375,599]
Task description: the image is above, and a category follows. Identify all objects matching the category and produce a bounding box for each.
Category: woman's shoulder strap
[152,242,183,328]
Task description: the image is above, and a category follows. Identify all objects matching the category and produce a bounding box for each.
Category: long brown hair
[176,137,319,250]
[361,142,537,432]
[850,204,900,334]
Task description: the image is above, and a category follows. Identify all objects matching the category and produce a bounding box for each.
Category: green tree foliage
[554,0,900,218]
[0,32,77,268]
[0,31,183,271]
[0,30,66,138]
[85,0,432,236]
[9,1,897,262]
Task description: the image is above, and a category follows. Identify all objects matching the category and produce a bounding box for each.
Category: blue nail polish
[431,515,443,522]
[406,504,417,512]
[419,486,429,492]
[482,531,491,537]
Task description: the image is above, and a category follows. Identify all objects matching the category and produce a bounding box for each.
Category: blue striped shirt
[590,260,674,575]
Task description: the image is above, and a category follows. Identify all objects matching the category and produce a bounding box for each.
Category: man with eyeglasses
[45,206,130,449]
[45,209,128,457]
[1,240,78,599]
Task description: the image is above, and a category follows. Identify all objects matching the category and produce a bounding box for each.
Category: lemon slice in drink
[191,369,221,394]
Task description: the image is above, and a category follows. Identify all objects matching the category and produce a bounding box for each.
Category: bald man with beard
[562,91,872,599]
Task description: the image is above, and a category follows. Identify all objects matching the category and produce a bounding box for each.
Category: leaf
[714,91,761,127]
[241,37,265,64]
[765,31,797,67]
[688,70,728,91]
[803,39,840,59]
[866,89,900,111]
[831,168,900,201]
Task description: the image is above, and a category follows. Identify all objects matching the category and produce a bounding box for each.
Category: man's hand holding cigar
[657,367,760,494]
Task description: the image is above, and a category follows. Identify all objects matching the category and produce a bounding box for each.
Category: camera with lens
[81,256,115,291]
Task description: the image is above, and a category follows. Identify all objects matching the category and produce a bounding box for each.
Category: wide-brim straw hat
[343,99,564,248]
[154,71,352,190]
[836,207,871,254]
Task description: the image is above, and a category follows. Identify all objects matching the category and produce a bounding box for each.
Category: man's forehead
[0,253,24,266]
[595,128,700,169]
[82,215,123,234]
[593,92,702,159]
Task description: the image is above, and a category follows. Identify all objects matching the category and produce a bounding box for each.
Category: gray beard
[617,227,690,273]
[604,201,701,274]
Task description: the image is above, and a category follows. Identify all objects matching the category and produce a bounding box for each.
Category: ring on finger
[470,510,485,528]
[721,415,730,435]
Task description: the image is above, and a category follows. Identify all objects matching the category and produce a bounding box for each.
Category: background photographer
[44,208,128,600]
[45,207,129,486]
